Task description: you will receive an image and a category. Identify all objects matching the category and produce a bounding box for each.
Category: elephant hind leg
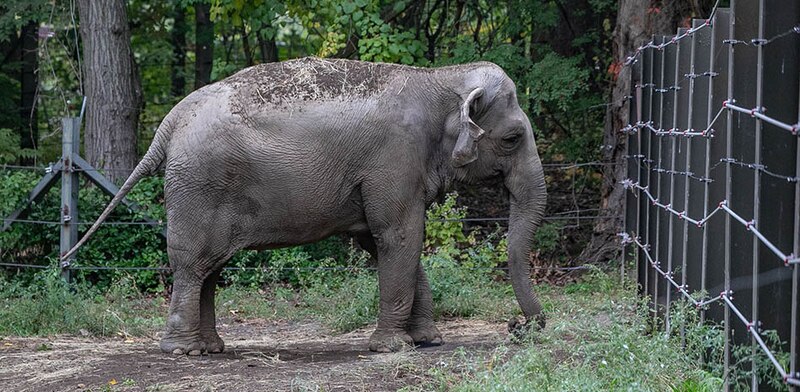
[160,265,206,355]
[160,246,231,356]
[199,268,224,353]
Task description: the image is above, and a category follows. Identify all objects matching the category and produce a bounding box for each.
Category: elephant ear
[451,88,486,167]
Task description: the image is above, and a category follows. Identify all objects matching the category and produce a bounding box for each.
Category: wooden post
[60,117,80,282]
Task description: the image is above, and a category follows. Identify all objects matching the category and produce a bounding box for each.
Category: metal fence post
[651,35,666,324]
[687,17,712,327]
[792,77,799,390]
[751,2,765,388]
[724,4,736,388]
[60,117,80,283]
[662,36,678,329]
[639,43,654,299]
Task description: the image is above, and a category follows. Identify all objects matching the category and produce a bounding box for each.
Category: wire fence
[1,148,616,273]
[621,3,799,389]
[0,261,595,273]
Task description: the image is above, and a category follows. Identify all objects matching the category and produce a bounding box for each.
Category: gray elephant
[64,57,547,355]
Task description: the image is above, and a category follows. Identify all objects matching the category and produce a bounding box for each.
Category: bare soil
[0,318,508,392]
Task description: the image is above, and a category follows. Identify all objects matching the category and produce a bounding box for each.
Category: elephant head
[444,64,548,331]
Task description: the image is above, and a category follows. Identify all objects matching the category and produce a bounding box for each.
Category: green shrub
[424,192,472,258]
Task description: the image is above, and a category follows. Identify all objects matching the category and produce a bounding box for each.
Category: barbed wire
[622,178,798,265]
[723,100,799,136]
[624,0,721,67]
[648,166,714,184]
[722,24,800,47]
[621,107,727,139]
[708,158,799,183]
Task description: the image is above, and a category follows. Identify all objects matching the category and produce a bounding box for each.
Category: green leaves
[527,52,590,115]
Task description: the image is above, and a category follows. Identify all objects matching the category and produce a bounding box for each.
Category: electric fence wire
[0,261,595,273]
[1,160,621,174]
[1,213,621,227]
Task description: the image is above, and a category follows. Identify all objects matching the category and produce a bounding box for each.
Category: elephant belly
[239,183,369,250]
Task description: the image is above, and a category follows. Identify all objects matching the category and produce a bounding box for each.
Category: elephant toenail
[172,348,185,355]
[188,349,202,356]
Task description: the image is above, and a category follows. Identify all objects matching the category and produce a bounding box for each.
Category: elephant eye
[502,134,521,145]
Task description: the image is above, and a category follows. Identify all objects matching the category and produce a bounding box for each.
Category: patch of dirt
[225,57,409,108]
[0,319,508,391]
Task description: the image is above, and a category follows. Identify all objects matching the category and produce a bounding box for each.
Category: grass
[0,251,515,338]
[1,260,735,390]
[405,270,727,392]
[0,269,164,338]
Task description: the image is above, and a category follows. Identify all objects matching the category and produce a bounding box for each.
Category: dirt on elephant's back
[0,319,508,391]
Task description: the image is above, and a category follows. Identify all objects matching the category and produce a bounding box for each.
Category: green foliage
[425,252,515,321]
[0,0,50,43]
[0,128,36,164]
[424,192,471,258]
[729,329,791,391]
[531,221,563,256]
[288,0,425,63]
[527,53,590,115]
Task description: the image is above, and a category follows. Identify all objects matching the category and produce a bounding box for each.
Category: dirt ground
[0,318,509,392]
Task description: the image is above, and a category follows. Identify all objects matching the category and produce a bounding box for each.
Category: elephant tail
[60,124,171,262]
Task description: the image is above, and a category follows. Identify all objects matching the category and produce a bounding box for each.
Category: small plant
[729,330,791,392]
[424,192,472,258]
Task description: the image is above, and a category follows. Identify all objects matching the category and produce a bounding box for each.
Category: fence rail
[622,2,799,389]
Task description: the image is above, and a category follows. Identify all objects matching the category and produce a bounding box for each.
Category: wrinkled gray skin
[64,57,547,355]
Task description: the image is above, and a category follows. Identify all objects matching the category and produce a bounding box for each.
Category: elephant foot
[368,329,413,353]
[507,314,546,340]
[406,323,443,346]
[200,330,225,353]
[160,331,221,356]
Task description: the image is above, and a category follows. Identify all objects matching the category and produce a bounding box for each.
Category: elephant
[63,57,548,355]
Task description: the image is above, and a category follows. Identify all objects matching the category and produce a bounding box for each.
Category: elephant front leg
[368,222,425,352]
[405,264,443,346]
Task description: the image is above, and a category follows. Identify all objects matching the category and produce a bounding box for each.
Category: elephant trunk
[505,155,547,332]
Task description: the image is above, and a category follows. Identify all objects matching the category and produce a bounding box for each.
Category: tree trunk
[257,31,278,63]
[578,0,698,264]
[19,21,38,162]
[171,2,186,97]
[577,0,648,264]
[240,26,253,66]
[77,0,142,183]
[194,2,213,89]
